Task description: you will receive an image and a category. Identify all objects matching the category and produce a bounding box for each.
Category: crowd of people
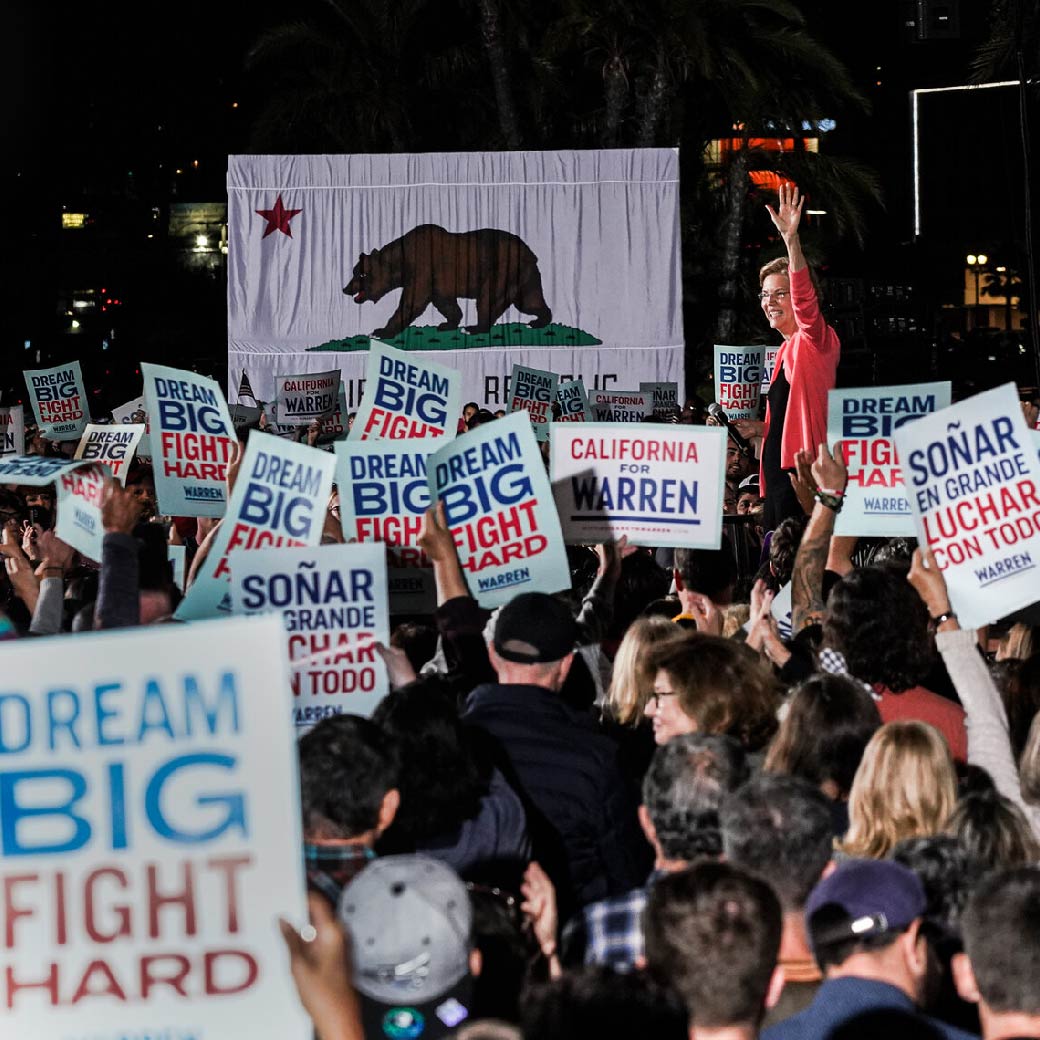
[5,183,1040,1040]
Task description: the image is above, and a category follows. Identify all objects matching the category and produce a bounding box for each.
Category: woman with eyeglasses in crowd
[733,182,841,530]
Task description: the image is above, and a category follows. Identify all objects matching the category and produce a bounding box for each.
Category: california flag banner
[227,150,684,413]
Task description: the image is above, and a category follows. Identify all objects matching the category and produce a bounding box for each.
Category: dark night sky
[3,2,1017,286]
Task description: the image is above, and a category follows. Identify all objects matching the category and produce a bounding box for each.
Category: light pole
[967,253,988,330]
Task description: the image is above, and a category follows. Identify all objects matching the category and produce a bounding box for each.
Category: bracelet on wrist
[931,609,957,626]
[815,486,845,497]
[814,491,844,513]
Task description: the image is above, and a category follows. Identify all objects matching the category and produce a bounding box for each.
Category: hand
[306,421,322,447]
[417,500,457,565]
[745,579,775,653]
[520,861,559,960]
[35,530,75,574]
[322,491,344,544]
[788,449,816,516]
[102,479,142,535]
[1,522,41,606]
[765,181,804,242]
[20,520,43,562]
[226,440,245,500]
[685,592,723,636]
[1021,399,1039,429]
[908,545,953,619]
[279,892,362,1040]
[374,642,418,689]
[809,442,847,496]
[594,535,636,581]
[732,419,765,441]
[168,521,184,546]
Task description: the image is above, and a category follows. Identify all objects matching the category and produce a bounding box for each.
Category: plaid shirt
[564,871,668,972]
[304,842,375,905]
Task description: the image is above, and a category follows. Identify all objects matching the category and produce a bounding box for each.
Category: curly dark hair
[822,564,934,692]
[372,675,487,848]
[768,515,806,587]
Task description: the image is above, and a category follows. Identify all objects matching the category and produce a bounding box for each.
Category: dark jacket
[462,681,649,917]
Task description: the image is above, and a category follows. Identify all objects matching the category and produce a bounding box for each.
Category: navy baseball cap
[806,859,926,951]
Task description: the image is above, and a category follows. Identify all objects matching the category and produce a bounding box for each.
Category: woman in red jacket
[735,183,841,530]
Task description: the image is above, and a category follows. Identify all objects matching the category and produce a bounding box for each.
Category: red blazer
[761,266,841,492]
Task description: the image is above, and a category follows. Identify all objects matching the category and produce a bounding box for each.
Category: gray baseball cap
[338,855,473,1008]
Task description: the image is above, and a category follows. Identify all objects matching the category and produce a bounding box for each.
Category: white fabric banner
[227,150,684,409]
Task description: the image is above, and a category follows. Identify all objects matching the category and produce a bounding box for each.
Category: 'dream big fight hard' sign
[231,544,390,727]
[828,382,951,537]
[429,412,569,608]
[336,440,437,614]
[551,424,726,549]
[175,436,336,621]
[142,363,239,517]
[350,341,462,441]
[509,364,558,442]
[24,361,90,441]
[74,423,146,485]
[894,382,1040,629]
[556,379,589,423]
[55,464,109,563]
[0,618,310,1040]
[713,345,764,421]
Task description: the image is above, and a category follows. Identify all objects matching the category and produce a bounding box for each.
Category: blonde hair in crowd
[842,721,958,859]
[606,617,686,725]
[1020,711,1040,806]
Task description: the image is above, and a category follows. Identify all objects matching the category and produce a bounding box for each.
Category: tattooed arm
[790,444,848,633]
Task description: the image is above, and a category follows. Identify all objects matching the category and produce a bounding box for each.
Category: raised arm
[908,546,1040,838]
[766,181,807,274]
[790,443,847,633]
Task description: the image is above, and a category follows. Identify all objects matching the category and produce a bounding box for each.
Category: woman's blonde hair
[605,617,686,725]
[842,721,957,859]
[997,622,1039,662]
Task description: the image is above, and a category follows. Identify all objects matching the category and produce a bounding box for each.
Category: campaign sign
[175,436,336,621]
[0,455,94,486]
[55,464,108,562]
[231,544,390,726]
[0,617,310,1040]
[169,543,187,591]
[74,423,146,485]
[24,361,90,441]
[229,403,263,430]
[550,424,726,549]
[714,345,764,420]
[589,390,651,423]
[0,404,25,457]
[429,412,570,608]
[349,341,462,441]
[894,382,1040,629]
[640,381,680,419]
[275,368,340,425]
[556,379,589,423]
[761,346,780,397]
[829,382,952,537]
[112,397,152,460]
[509,364,558,442]
[335,440,438,614]
[317,382,351,443]
[142,363,239,518]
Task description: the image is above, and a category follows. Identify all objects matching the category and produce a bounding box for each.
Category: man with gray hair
[562,733,748,971]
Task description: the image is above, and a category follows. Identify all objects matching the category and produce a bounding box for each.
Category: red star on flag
[255,195,302,238]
